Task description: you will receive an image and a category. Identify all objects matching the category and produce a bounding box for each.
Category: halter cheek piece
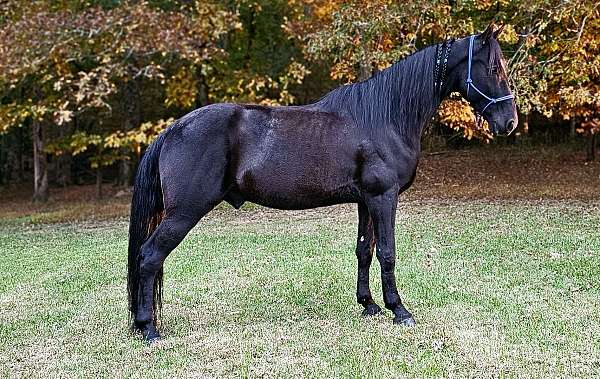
[466,35,514,113]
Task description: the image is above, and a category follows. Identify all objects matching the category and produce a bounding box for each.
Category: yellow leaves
[69,131,102,156]
[498,25,518,44]
[208,59,309,106]
[165,66,198,109]
[330,62,356,82]
[30,105,50,121]
[474,0,496,11]
[73,67,117,110]
[557,85,600,122]
[312,1,342,22]
[54,110,73,125]
[277,61,310,105]
[284,61,310,84]
[381,37,394,51]
[301,1,459,83]
[438,98,493,141]
[104,118,174,154]
[0,102,30,132]
[579,118,600,135]
[52,101,73,126]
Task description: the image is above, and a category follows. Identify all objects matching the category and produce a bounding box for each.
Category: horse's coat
[127,25,518,341]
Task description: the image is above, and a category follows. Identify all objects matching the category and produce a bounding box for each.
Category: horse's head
[447,24,518,135]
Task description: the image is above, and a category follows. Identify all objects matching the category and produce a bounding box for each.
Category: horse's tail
[127,131,168,327]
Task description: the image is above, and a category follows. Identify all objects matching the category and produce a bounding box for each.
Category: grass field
[1,201,599,377]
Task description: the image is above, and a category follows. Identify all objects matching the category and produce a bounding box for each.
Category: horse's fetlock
[135,313,153,329]
[357,293,372,305]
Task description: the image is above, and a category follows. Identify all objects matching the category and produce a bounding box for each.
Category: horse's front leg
[365,189,416,326]
[355,202,382,316]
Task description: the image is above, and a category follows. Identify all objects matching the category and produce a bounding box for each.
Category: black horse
[128,25,517,341]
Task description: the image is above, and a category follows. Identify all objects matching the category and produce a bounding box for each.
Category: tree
[0,1,240,198]
[285,0,600,148]
[1,0,599,197]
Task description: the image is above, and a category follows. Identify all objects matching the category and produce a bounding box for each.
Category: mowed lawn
[0,202,599,378]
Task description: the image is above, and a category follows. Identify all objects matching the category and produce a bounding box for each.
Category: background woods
[0,0,598,201]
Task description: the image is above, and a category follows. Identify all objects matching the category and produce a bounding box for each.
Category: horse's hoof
[146,336,161,344]
[393,316,416,327]
[362,303,382,316]
[142,330,161,344]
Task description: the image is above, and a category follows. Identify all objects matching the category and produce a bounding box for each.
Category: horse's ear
[492,24,505,39]
[478,23,495,41]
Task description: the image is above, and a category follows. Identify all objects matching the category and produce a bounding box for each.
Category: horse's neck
[374,48,440,139]
[316,44,440,145]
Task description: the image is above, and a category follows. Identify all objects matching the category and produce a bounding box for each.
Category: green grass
[1,202,599,377]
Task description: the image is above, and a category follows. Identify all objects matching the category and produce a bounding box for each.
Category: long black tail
[127,131,168,327]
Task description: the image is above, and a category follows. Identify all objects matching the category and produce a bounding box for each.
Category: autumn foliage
[0,0,598,200]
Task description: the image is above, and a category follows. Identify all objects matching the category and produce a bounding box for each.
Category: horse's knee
[376,249,395,271]
[356,248,373,265]
[135,311,152,326]
[356,240,375,265]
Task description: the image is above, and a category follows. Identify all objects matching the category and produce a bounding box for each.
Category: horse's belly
[234,165,360,210]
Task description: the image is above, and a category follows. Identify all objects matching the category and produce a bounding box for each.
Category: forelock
[488,38,508,80]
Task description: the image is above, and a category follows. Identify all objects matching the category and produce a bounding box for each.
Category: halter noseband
[466,35,513,113]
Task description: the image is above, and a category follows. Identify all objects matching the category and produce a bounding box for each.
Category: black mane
[316,44,439,134]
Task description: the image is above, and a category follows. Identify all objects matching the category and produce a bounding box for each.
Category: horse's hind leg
[355,202,382,316]
[135,213,202,340]
[136,176,226,341]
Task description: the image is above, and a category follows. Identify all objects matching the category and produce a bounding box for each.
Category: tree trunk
[56,118,72,187]
[0,134,6,185]
[358,57,372,81]
[586,133,597,161]
[522,113,529,135]
[32,120,48,202]
[96,167,103,199]
[570,118,577,139]
[195,68,209,108]
[119,79,141,186]
[357,24,372,82]
[55,154,72,187]
[17,126,24,182]
[119,160,131,187]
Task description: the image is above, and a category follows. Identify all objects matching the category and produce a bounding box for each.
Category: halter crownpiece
[466,35,514,113]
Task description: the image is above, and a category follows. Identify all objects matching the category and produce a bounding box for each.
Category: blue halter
[466,35,514,113]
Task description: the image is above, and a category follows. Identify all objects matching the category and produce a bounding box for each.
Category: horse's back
[164,102,363,209]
